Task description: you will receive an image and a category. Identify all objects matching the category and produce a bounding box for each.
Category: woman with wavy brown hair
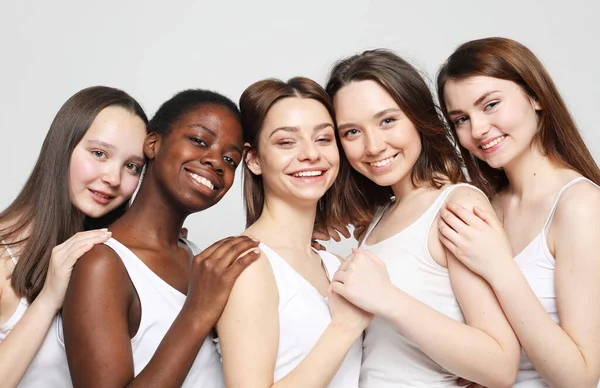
[216,77,369,387]
[437,37,600,387]
[325,49,520,387]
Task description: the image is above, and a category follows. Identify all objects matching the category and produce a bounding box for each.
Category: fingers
[311,241,327,251]
[444,202,482,227]
[54,230,112,264]
[473,205,497,227]
[330,223,351,239]
[311,229,331,241]
[202,236,260,269]
[437,218,460,247]
[332,269,347,284]
[224,248,261,280]
[439,234,458,257]
[327,226,342,242]
[330,281,346,297]
[353,225,366,241]
[61,232,113,268]
[439,207,470,235]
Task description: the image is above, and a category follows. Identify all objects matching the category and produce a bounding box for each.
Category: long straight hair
[437,37,600,196]
[1,86,147,303]
[326,49,465,227]
[239,77,343,228]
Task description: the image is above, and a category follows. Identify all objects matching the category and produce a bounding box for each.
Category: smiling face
[68,106,147,218]
[247,97,339,204]
[334,80,421,188]
[443,76,541,169]
[149,104,243,213]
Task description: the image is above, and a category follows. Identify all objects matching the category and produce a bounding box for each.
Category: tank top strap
[542,177,600,237]
[361,202,392,248]
[1,239,17,265]
[315,250,342,282]
[423,183,485,227]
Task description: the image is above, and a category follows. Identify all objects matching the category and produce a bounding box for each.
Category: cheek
[119,175,141,197]
[69,152,100,188]
[341,140,364,167]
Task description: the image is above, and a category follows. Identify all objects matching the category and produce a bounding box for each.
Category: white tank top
[64,237,224,387]
[358,184,477,387]
[0,241,72,388]
[259,243,362,387]
[513,177,600,387]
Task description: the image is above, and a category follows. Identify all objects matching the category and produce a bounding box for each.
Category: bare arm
[334,188,520,387]
[0,230,111,387]
[485,183,600,387]
[217,253,369,388]
[63,236,260,388]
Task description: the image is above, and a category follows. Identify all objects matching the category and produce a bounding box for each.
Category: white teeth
[93,191,110,199]
[481,136,506,150]
[369,156,394,168]
[190,173,215,190]
[293,170,323,177]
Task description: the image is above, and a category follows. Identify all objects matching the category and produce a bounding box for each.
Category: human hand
[329,285,373,335]
[184,236,260,322]
[311,222,352,251]
[331,249,396,316]
[40,229,112,310]
[438,202,514,282]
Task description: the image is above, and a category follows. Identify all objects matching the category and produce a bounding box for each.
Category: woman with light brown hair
[324,49,521,387]
[216,77,369,387]
[437,37,600,387]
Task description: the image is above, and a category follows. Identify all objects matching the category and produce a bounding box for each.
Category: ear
[144,133,160,160]
[530,96,542,111]
[244,142,262,176]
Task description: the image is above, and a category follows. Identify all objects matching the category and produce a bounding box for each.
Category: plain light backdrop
[1,0,598,255]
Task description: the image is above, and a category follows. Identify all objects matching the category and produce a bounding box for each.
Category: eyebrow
[447,90,500,116]
[188,124,242,154]
[269,122,333,138]
[87,140,115,149]
[338,108,401,131]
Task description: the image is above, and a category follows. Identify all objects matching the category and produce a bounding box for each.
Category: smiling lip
[288,168,328,181]
[186,170,220,196]
[88,189,115,205]
[480,135,506,152]
[366,154,397,169]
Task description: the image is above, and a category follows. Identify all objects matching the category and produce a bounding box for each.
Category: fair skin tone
[330,80,520,387]
[0,105,147,387]
[440,75,600,387]
[216,96,372,388]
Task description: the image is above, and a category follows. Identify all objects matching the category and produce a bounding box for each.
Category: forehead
[263,97,332,129]
[444,76,521,106]
[333,80,397,120]
[174,104,243,142]
[84,105,146,143]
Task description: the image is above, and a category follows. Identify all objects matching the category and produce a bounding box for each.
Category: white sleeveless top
[513,177,600,387]
[0,241,72,388]
[259,243,362,387]
[68,237,224,387]
[359,184,477,387]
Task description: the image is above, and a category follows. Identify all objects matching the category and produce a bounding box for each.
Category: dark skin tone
[62,104,260,388]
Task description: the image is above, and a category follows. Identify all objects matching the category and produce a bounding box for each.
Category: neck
[390,172,420,201]
[503,145,560,199]
[114,175,188,249]
[248,195,318,254]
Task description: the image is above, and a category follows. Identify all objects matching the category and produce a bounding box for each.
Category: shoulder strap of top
[428,183,486,220]
[315,250,342,282]
[1,239,18,265]
[543,177,600,236]
[360,202,392,247]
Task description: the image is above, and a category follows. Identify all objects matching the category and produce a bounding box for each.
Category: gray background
[1,0,598,255]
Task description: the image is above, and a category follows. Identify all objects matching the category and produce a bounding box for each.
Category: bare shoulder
[229,250,277,301]
[553,179,600,229]
[72,243,129,281]
[446,184,492,211]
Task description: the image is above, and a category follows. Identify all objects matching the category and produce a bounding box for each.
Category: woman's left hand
[438,202,514,281]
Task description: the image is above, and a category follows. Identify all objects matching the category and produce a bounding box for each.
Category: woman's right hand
[184,236,261,323]
[329,286,373,335]
[40,229,112,311]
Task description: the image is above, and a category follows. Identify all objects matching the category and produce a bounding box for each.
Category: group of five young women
[1,37,598,387]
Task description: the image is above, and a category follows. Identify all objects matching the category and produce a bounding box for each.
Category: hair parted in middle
[239,77,343,228]
[325,49,465,227]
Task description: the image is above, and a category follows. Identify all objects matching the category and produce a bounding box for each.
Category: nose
[298,139,320,162]
[200,150,224,175]
[364,128,386,156]
[101,163,122,187]
[470,116,490,139]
